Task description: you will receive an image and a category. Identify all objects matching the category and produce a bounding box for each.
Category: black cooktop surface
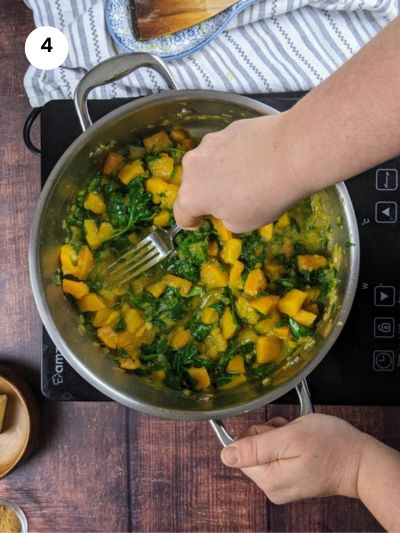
[38,93,400,404]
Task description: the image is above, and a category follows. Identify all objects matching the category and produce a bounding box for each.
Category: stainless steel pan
[29,53,359,445]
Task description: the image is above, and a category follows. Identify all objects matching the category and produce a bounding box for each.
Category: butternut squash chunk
[221,307,238,340]
[118,159,146,185]
[226,355,245,374]
[297,255,329,271]
[220,238,242,264]
[244,269,267,296]
[186,367,210,390]
[75,246,94,280]
[256,335,282,363]
[147,280,167,298]
[78,293,106,313]
[278,289,307,316]
[219,374,247,390]
[171,328,191,349]
[201,307,219,325]
[210,217,232,241]
[103,152,123,175]
[148,153,174,180]
[163,274,192,296]
[143,131,171,152]
[292,309,317,327]
[258,223,274,241]
[229,260,244,289]
[60,244,77,276]
[153,210,170,227]
[250,295,280,315]
[200,263,229,288]
[62,279,89,299]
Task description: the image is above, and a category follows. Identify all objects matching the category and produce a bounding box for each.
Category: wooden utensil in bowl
[130,0,239,40]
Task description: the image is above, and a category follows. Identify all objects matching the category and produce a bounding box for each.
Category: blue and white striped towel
[24,0,399,107]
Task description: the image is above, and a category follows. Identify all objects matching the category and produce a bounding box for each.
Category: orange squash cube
[97,326,119,349]
[153,210,170,227]
[163,273,192,296]
[78,293,106,313]
[171,328,191,349]
[148,153,174,180]
[256,309,281,334]
[256,335,282,363]
[119,358,141,370]
[62,279,89,299]
[221,307,238,340]
[219,374,247,390]
[250,295,280,315]
[207,240,219,257]
[118,159,146,185]
[276,212,291,228]
[244,269,267,296]
[147,280,167,298]
[84,192,107,214]
[103,152,123,175]
[278,289,307,316]
[143,131,171,152]
[292,309,317,327]
[229,260,244,289]
[210,217,232,241]
[170,164,183,186]
[226,355,245,374]
[200,263,229,288]
[75,246,94,280]
[60,244,77,276]
[186,367,210,390]
[220,238,242,264]
[297,255,329,271]
[258,223,274,241]
[201,307,219,325]
[125,308,145,335]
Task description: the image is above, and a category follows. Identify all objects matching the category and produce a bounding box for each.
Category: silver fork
[107,225,182,285]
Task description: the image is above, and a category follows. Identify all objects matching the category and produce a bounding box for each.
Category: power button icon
[373,350,395,371]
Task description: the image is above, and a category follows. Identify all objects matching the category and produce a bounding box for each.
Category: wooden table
[0,3,396,531]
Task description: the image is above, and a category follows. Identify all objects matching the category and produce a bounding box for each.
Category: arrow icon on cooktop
[374,286,396,307]
[375,201,398,223]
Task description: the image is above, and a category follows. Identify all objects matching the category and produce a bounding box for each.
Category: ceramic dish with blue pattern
[105,0,257,61]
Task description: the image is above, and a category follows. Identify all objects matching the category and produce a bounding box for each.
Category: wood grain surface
[0,2,397,532]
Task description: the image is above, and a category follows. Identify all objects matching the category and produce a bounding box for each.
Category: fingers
[267,417,289,428]
[173,197,204,230]
[221,418,289,468]
[237,418,289,439]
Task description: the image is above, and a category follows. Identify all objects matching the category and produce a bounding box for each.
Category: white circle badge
[25,26,69,70]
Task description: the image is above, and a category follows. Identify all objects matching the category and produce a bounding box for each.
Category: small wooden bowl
[0,366,39,479]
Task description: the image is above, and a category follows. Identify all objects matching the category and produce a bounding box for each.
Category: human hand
[173,113,312,232]
[220,413,372,504]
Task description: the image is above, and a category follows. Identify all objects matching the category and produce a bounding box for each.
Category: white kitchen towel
[24,0,399,107]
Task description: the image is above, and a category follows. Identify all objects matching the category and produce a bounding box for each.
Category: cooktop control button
[374,286,396,307]
[376,169,398,191]
[374,317,395,338]
[375,201,398,223]
[373,350,395,371]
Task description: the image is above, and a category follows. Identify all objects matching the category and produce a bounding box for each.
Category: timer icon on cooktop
[373,350,395,371]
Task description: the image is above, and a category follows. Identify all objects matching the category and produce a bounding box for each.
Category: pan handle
[74,53,179,132]
[209,379,314,447]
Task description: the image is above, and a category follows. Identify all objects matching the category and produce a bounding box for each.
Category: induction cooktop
[28,92,400,404]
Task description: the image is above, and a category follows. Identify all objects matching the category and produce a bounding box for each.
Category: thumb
[173,196,203,230]
[221,427,283,468]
